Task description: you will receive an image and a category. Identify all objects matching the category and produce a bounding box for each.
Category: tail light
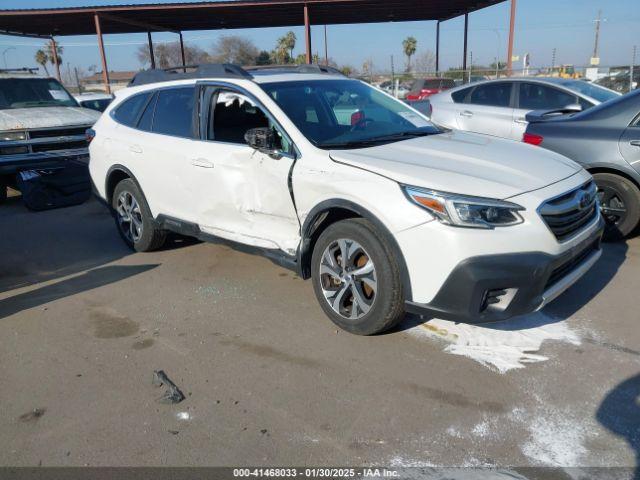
[86,128,96,144]
[523,133,543,146]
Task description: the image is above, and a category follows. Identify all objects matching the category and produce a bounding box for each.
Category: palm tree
[35,49,49,75]
[45,40,63,69]
[276,31,296,63]
[402,36,417,72]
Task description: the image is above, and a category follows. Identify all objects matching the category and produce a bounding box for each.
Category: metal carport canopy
[0,0,505,37]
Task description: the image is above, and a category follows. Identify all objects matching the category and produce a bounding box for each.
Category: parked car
[406,77,456,101]
[74,92,113,112]
[0,68,100,203]
[428,77,620,141]
[378,81,409,99]
[524,89,640,240]
[89,64,603,335]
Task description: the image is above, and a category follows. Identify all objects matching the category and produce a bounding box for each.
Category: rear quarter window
[112,92,151,127]
[152,87,195,138]
[451,87,472,103]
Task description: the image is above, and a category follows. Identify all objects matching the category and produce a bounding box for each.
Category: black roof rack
[129,63,253,87]
[0,67,39,74]
[246,64,345,76]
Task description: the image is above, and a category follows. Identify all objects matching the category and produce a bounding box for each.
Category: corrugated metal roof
[0,0,506,37]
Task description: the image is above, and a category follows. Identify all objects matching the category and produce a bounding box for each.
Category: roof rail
[246,64,346,76]
[129,63,253,87]
[0,67,39,74]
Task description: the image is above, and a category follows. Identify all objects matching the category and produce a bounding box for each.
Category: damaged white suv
[89,64,604,335]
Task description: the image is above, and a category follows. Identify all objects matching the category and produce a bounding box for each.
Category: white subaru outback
[89,64,604,335]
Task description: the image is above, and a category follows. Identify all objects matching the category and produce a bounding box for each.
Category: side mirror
[245,127,281,158]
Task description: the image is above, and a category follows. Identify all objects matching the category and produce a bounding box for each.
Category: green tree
[276,31,296,63]
[255,50,271,65]
[402,36,417,72]
[35,49,49,75]
[45,40,63,69]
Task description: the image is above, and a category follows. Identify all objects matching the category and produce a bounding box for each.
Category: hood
[329,130,582,199]
[0,107,101,131]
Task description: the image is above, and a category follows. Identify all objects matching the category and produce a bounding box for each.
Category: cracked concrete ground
[0,196,638,472]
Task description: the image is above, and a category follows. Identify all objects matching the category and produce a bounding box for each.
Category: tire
[0,176,7,204]
[112,178,166,252]
[311,218,405,335]
[593,173,640,241]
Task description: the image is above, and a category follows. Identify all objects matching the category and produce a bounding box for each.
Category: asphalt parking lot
[1,195,639,472]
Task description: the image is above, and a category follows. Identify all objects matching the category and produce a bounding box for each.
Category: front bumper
[405,217,604,322]
[0,148,89,175]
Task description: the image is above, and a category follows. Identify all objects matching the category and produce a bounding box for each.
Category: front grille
[540,181,598,241]
[28,127,88,139]
[31,140,87,152]
[545,240,599,289]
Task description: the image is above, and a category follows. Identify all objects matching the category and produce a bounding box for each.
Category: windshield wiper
[320,130,437,149]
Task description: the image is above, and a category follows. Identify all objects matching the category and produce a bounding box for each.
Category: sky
[0,0,638,75]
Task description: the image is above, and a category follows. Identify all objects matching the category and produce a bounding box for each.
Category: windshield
[261,79,441,149]
[560,80,620,103]
[0,78,78,109]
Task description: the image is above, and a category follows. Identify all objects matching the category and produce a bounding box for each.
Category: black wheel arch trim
[105,164,144,202]
[298,198,412,301]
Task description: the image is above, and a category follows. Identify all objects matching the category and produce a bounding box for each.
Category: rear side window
[152,87,195,138]
[518,83,577,110]
[441,79,456,89]
[112,93,150,127]
[410,79,425,92]
[469,83,512,107]
[137,93,157,132]
[451,87,472,103]
[424,79,441,89]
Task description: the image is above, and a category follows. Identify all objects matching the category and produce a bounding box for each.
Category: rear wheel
[311,218,404,335]
[112,178,166,252]
[593,173,640,241]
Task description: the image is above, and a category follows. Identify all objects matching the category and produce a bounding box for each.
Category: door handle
[630,140,640,147]
[129,144,142,153]
[191,158,214,168]
[514,118,528,125]
[459,110,473,117]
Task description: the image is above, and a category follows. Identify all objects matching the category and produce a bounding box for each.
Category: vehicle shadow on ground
[0,264,158,320]
[597,373,640,480]
[0,197,131,293]
[396,240,628,333]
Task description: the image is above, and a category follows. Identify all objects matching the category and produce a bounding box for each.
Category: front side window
[113,92,150,127]
[469,83,512,107]
[152,87,195,138]
[261,79,441,149]
[208,90,291,153]
[518,83,576,110]
[0,78,77,109]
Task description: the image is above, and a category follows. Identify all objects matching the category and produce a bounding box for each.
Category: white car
[428,77,620,141]
[88,64,604,335]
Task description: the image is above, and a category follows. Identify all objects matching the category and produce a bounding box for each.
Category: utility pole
[74,67,83,94]
[506,0,517,76]
[591,10,605,65]
[632,46,637,93]
[391,55,397,97]
[324,25,328,66]
[551,47,556,70]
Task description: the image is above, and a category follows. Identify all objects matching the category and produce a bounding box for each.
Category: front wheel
[311,218,404,335]
[112,178,166,252]
[593,173,640,241]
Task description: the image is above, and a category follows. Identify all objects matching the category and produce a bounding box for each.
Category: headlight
[0,131,27,142]
[403,185,524,229]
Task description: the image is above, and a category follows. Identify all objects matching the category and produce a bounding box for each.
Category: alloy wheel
[597,185,627,227]
[116,190,143,243]
[319,238,377,320]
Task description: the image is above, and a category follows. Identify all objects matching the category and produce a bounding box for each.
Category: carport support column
[93,13,111,95]
[506,0,517,76]
[304,4,312,64]
[462,13,468,73]
[435,20,440,75]
[147,31,156,69]
[50,37,61,82]
[179,32,186,72]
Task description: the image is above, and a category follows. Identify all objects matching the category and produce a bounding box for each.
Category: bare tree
[210,35,259,65]
[414,50,436,74]
[136,41,210,68]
